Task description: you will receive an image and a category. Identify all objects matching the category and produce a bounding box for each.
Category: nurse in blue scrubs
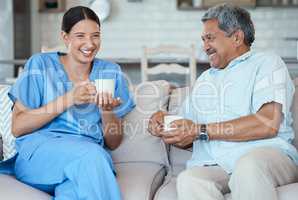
[2,6,135,200]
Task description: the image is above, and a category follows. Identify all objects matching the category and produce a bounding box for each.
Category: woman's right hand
[148,110,167,137]
[11,82,97,137]
[70,81,97,105]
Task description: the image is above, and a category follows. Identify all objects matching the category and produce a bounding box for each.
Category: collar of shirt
[53,51,99,83]
[209,50,253,75]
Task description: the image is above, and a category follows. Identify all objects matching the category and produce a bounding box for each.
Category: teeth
[209,53,216,59]
[80,49,94,57]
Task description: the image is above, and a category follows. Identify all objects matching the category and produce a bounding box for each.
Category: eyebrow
[202,32,214,36]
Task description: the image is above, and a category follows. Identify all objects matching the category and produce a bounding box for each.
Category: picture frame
[38,0,66,13]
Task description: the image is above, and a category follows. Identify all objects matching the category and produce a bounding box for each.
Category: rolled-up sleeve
[252,55,294,116]
[113,66,135,118]
[8,54,44,109]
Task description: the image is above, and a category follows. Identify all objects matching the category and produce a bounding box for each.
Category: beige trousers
[176,147,298,200]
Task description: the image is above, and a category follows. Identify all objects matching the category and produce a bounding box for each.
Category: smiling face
[201,19,239,69]
[62,19,100,65]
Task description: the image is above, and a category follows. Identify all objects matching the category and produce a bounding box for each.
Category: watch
[196,124,209,141]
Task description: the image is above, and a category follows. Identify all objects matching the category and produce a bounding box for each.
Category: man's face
[201,19,237,69]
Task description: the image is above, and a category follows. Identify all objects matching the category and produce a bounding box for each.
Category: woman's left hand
[96,92,121,111]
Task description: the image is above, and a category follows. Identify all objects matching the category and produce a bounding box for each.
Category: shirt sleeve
[113,65,135,118]
[178,95,197,121]
[252,54,294,117]
[8,54,44,109]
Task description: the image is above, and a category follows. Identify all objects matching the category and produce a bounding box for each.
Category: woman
[5,6,134,200]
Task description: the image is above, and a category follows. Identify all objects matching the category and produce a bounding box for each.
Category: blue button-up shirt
[179,51,298,173]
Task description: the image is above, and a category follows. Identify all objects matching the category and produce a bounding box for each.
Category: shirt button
[79,119,87,128]
[88,124,99,133]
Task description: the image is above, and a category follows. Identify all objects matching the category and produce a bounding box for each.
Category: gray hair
[201,4,255,47]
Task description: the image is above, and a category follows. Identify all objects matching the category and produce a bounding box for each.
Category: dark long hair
[61,6,100,33]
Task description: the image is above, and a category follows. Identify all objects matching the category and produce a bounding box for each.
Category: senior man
[148,4,298,200]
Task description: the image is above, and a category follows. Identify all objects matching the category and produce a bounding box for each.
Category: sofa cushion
[291,78,298,149]
[168,86,192,175]
[0,174,51,200]
[153,177,177,200]
[277,182,298,200]
[224,193,232,200]
[169,146,192,176]
[0,163,167,200]
[168,86,191,115]
[116,162,166,200]
[0,85,16,160]
[112,80,171,166]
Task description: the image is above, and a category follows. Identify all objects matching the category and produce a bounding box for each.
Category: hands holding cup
[96,91,121,111]
[148,112,183,137]
[70,79,121,111]
[71,81,97,105]
[94,79,121,111]
[148,112,198,148]
[148,110,167,137]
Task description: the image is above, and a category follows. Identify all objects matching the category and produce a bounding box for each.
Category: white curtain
[0,0,14,80]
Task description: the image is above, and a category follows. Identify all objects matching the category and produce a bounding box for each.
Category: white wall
[36,0,298,59]
[0,0,14,79]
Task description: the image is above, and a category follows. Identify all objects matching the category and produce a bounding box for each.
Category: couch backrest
[0,85,16,161]
[291,78,298,148]
[168,86,192,175]
[168,78,298,176]
[111,80,171,166]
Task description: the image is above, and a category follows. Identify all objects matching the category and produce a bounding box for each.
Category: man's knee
[230,147,281,189]
[177,169,193,191]
[177,167,227,200]
[177,167,220,192]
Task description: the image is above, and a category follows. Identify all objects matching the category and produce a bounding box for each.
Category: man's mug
[94,79,115,97]
[164,115,183,131]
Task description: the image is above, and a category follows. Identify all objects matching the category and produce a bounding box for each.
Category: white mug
[164,115,183,131]
[94,79,115,97]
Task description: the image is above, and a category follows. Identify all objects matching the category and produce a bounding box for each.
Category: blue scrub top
[4,52,135,167]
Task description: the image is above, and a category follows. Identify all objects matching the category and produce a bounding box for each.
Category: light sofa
[0,79,298,200]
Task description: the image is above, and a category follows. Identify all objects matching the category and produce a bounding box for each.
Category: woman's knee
[76,143,113,172]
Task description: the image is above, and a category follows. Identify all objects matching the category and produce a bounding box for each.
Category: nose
[203,40,210,53]
[85,36,95,48]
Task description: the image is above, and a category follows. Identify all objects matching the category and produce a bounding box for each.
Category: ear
[61,31,70,47]
[233,30,245,47]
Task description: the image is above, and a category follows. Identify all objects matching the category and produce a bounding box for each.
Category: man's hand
[160,119,199,148]
[148,110,167,137]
